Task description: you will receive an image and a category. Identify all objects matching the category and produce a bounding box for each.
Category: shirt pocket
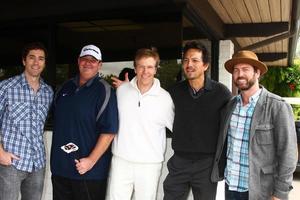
[255,124,274,145]
[36,103,49,124]
[9,102,30,125]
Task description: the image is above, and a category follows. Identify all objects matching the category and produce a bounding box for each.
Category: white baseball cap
[79,44,102,60]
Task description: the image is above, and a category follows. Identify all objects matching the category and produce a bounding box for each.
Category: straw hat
[225,50,268,75]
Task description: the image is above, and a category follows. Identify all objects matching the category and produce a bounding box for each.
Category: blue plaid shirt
[0,73,53,172]
[225,89,261,192]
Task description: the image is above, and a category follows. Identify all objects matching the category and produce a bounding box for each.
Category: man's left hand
[272,196,280,200]
[111,72,129,88]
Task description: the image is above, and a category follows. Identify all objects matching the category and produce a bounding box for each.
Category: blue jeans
[225,183,249,200]
[0,164,45,200]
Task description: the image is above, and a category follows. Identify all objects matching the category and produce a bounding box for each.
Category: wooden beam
[231,38,241,51]
[257,52,288,62]
[239,31,293,51]
[225,22,289,37]
[183,0,225,40]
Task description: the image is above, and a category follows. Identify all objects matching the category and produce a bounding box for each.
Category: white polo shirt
[112,77,174,163]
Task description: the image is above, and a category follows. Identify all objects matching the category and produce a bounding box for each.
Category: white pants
[108,155,162,200]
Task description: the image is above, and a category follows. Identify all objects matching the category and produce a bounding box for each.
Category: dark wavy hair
[182,41,209,64]
[22,42,48,60]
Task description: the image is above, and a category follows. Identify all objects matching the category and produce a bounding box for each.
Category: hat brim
[79,54,101,61]
[225,58,268,75]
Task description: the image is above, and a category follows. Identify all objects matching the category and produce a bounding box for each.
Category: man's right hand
[0,150,20,165]
[111,72,129,88]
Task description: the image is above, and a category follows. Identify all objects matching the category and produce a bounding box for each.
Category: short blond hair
[134,47,160,68]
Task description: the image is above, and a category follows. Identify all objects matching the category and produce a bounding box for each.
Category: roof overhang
[0,0,299,67]
[181,0,300,66]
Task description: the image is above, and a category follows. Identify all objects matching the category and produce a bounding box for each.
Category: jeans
[0,164,45,200]
[225,183,249,200]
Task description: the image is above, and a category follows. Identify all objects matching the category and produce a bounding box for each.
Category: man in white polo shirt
[109,48,174,200]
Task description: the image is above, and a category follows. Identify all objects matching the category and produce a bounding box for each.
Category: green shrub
[260,60,300,120]
[260,62,300,97]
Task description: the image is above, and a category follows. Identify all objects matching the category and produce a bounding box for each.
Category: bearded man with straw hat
[211,50,298,200]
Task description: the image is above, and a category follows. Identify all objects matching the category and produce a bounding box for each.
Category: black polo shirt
[51,74,118,180]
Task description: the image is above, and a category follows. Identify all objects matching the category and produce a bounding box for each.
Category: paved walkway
[289,172,300,200]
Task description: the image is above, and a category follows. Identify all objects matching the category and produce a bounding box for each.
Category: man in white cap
[211,50,297,200]
[50,44,119,200]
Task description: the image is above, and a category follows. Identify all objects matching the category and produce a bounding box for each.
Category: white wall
[41,131,53,200]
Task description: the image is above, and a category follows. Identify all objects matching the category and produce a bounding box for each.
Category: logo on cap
[79,44,102,60]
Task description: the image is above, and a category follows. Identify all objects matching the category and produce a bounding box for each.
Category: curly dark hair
[22,42,48,60]
[182,41,209,64]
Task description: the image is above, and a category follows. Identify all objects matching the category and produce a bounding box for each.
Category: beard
[234,75,256,91]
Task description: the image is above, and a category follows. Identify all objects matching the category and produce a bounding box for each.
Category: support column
[218,40,234,92]
[211,40,219,81]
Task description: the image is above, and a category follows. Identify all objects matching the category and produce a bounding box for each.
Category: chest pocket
[255,124,274,145]
[9,102,30,124]
[36,104,48,124]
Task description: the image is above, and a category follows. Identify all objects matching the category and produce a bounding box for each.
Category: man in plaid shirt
[211,50,297,200]
[0,42,53,200]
